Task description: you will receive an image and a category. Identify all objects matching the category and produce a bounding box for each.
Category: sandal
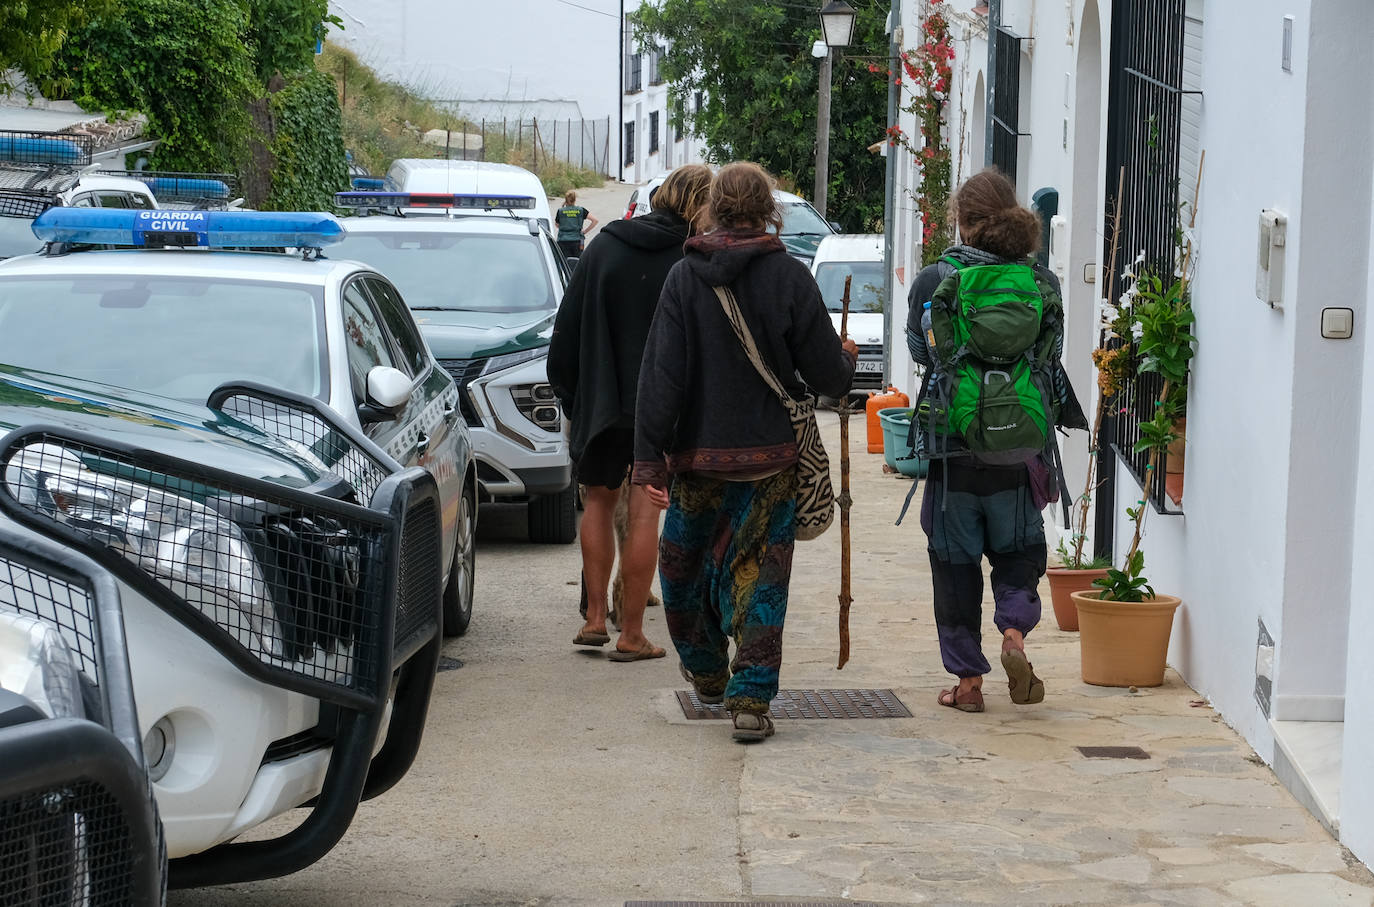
[937,684,985,713]
[1001,647,1046,705]
[731,711,775,742]
[607,641,666,662]
[679,662,726,704]
[573,628,610,647]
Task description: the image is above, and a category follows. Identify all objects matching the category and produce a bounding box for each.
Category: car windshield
[814,260,887,314]
[777,201,832,237]
[0,275,325,402]
[0,218,39,260]
[333,231,556,314]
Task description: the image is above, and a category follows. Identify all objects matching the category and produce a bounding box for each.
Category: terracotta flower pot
[1045,567,1110,631]
[1072,590,1182,687]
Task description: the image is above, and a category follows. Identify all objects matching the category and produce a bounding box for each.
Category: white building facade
[619,16,709,185]
[889,0,1374,865]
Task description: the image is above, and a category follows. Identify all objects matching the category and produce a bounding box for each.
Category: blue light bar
[0,133,85,165]
[350,177,387,191]
[335,191,537,211]
[31,208,345,249]
[141,176,231,199]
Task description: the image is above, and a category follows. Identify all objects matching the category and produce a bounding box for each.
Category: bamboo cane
[837,275,854,670]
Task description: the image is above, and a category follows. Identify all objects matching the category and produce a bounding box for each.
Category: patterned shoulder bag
[712,286,835,541]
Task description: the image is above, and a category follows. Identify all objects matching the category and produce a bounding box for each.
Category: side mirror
[829,221,843,233]
[359,365,412,424]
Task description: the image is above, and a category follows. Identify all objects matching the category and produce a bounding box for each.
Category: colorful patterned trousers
[658,469,798,714]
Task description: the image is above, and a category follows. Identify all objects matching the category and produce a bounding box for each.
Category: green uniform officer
[555,190,598,260]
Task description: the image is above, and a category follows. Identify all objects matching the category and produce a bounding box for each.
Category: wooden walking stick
[837,275,854,669]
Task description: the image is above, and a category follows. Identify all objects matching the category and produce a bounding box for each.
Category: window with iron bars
[1104,0,1197,513]
[649,112,660,154]
[650,46,666,85]
[627,53,643,92]
[990,25,1026,184]
[624,123,636,166]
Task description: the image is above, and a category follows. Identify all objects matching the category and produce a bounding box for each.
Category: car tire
[528,484,577,544]
[442,483,476,637]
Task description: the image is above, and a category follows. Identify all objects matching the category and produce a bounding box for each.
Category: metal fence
[421,116,612,177]
[1104,0,1191,514]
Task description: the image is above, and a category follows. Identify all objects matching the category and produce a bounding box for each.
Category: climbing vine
[266,70,349,210]
[874,7,954,265]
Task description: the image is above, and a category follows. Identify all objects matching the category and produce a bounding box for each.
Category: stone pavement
[181,410,1374,906]
[699,411,1374,905]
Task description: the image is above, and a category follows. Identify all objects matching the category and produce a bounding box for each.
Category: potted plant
[1071,249,1196,687]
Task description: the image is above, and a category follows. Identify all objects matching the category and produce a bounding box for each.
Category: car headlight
[511,383,562,432]
[483,346,547,375]
[0,612,86,720]
[4,443,280,655]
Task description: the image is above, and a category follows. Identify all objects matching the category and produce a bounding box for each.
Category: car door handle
[414,433,430,454]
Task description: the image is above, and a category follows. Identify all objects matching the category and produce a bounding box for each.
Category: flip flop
[1001,648,1046,704]
[607,642,666,662]
[573,629,610,647]
[937,684,985,712]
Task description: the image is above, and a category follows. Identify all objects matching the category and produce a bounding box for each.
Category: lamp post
[813,0,857,220]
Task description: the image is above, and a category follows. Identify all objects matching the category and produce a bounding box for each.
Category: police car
[0,207,475,887]
[0,128,162,259]
[332,190,577,544]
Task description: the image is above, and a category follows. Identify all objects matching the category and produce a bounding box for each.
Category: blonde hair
[564,190,577,204]
[650,164,713,232]
[707,162,782,233]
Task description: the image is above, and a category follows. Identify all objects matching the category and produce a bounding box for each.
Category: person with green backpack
[905,168,1086,713]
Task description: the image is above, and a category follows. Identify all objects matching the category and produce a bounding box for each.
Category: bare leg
[613,485,663,654]
[578,485,619,637]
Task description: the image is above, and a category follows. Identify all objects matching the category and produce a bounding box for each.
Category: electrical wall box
[1256,208,1288,308]
[1048,215,1068,281]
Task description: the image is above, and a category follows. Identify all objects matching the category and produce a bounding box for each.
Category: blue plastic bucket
[877,407,928,478]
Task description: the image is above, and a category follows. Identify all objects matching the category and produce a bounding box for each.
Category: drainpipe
[882,0,902,389]
[617,0,625,181]
[986,0,1000,166]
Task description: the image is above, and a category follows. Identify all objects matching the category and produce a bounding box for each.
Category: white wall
[329,0,620,121]
[1343,93,1374,865]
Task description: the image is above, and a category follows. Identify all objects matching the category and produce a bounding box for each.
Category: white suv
[810,233,888,391]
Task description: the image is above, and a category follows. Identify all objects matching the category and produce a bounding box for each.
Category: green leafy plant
[265,70,349,210]
[633,0,888,231]
[1092,549,1155,602]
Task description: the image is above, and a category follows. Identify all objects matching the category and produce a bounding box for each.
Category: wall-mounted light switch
[1321,307,1354,340]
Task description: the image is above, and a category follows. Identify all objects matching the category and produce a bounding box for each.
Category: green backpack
[922,256,1063,465]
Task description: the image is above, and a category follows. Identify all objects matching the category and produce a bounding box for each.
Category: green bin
[877,407,928,478]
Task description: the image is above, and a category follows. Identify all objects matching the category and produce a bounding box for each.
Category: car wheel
[528,484,577,544]
[442,483,476,637]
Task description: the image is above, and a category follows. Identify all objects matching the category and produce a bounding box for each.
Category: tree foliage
[41,0,259,172]
[247,0,340,83]
[0,0,115,95]
[267,69,349,210]
[634,0,889,231]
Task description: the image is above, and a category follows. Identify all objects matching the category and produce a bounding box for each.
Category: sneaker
[679,662,725,704]
[731,711,775,742]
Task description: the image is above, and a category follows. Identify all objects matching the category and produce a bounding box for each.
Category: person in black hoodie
[549,164,713,661]
[633,162,857,742]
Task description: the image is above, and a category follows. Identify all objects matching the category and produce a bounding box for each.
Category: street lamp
[814,0,857,220]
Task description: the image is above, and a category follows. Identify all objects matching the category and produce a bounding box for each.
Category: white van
[810,233,887,391]
[384,159,554,227]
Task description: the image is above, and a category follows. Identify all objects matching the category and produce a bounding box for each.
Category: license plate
[856,360,883,373]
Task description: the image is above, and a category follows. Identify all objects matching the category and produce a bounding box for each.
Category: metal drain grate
[676,689,911,720]
[1077,745,1150,759]
[437,656,464,672]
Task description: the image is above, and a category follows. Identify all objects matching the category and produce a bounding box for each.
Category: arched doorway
[1060,0,1104,529]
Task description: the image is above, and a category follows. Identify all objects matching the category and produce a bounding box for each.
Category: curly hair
[950,168,1041,260]
[650,164,713,233]
[707,161,782,233]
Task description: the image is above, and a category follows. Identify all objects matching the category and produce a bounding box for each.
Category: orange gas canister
[866,386,910,453]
